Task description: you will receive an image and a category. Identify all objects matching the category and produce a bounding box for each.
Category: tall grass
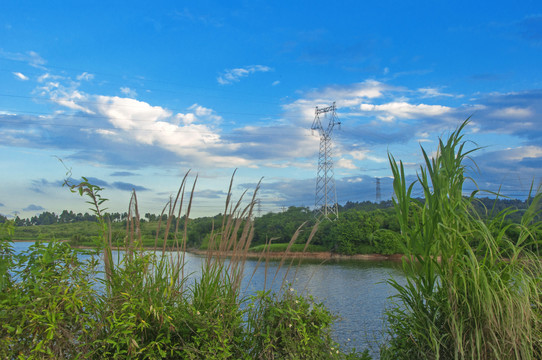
[1,171,366,359]
[382,119,542,359]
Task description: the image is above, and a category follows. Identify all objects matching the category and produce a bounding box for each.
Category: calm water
[12,241,405,357]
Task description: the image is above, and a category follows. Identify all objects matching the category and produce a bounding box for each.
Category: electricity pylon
[311,102,340,220]
[376,177,381,203]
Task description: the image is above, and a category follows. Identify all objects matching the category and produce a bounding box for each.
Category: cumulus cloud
[92,96,238,167]
[29,74,251,168]
[217,65,271,85]
[13,72,29,80]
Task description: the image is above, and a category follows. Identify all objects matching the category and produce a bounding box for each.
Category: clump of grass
[382,119,542,359]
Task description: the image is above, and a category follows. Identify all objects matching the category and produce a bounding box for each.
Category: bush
[246,288,340,359]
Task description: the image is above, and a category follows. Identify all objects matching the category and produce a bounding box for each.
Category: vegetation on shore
[1,172,369,359]
[5,196,536,256]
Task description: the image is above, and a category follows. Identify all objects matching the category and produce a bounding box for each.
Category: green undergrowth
[0,173,370,359]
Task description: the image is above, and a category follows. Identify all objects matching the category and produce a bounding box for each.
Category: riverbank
[190,248,403,261]
[12,239,403,261]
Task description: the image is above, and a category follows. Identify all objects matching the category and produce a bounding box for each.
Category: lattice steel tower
[376,177,381,203]
[311,102,340,220]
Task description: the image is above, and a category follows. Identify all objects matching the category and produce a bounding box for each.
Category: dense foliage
[6,195,536,256]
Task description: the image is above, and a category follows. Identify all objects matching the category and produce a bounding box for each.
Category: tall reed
[382,119,542,359]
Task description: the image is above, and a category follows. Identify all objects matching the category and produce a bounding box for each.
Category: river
[12,241,405,358]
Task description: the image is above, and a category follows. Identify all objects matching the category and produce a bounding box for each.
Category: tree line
[2,197,538,255]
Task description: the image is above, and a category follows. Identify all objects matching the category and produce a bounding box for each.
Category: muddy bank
[12,239,403,261]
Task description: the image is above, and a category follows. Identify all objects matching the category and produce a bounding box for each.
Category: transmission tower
[376,177,381,203]
[311,102,341,220]
[256,199,262,217]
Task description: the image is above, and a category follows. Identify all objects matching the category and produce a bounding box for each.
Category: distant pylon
[311,102,341,220]
[256,199,262,217]
[376,177,381,203]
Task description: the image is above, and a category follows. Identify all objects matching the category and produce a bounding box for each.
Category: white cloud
[417,87,455,98]
[91,96,250,167]
[336,158,357,169]
[188,103,222,122]
[359,101,451,120]
[0,49,46,68]
[272,80,280,86]
[217,65,271,85]
[120,87,137,98]
[491,106,532,118]
[27,51,46,68]
[95,96,172,132]
[77,72,94,81]
[37,79,94,114]
[311,80,391,103]
[350,149,386,163]
[29,70,254,167]
[13,72,29,81]
[347,177,364,183]
[282,80,396,125]
[501,146,542,161]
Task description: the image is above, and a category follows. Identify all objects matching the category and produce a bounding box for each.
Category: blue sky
[1,1,541,218]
